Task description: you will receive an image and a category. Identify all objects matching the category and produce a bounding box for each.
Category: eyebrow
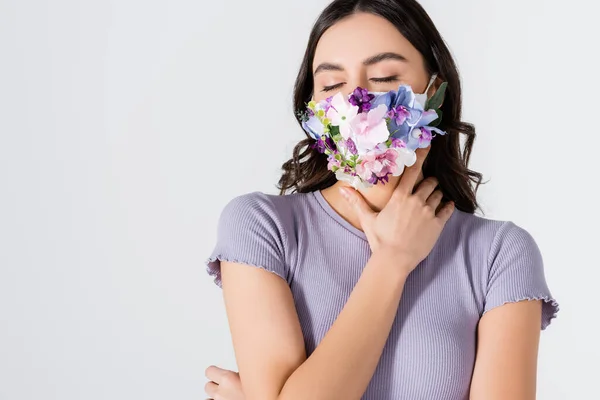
[313,52,408,75]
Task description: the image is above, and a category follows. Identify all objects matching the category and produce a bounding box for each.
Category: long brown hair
[277,0,484,214]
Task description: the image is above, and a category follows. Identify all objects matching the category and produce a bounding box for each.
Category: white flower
[327,92,359,139]
[393,147,417,175]
[335,170,374,190]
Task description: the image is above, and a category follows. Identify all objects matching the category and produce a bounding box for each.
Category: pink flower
[327,154,342,171]
[348,104,391,154]
[356,148,402,182]
[356,145,417,184]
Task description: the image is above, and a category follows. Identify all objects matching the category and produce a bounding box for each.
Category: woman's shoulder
[216,190,313,255]
[206,191,309,288]
[445,207,535,247]
[220,190,310,225]
[448,210,558,329]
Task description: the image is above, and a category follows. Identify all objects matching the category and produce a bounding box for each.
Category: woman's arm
[221,248,410,400]
[220,147,454,400]
[469,300,543,400]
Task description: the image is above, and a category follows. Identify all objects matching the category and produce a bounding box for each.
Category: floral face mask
[299,74,447,190]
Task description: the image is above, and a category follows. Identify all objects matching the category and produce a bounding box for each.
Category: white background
[0,0,597,399]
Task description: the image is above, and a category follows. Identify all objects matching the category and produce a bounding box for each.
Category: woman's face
[312,12,434,103]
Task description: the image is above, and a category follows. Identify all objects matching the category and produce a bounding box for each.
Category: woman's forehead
[313,13,421,69]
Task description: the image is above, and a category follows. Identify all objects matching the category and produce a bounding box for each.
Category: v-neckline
[311,189,368,241]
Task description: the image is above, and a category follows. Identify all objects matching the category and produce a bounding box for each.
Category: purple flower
[322,96,334,113]
[390,137,406,149]
[370,174,391,185]
[345,138,357,155]
[387,105,411,125]
[311,139,324,153]
[348,87,375,113]
[408,126,444,149]
[325,136,336,151]
[311,135,337,153]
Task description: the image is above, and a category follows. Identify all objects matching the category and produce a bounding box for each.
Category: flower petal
[302,116,324,140]
[339,122,353,139]
[397,147,417,167]
[370,91,395,109]
[407,109,423,126]
[430,126,446,135]
[367,104,389,125]
[418,110,439,126]
[330,92,348,112]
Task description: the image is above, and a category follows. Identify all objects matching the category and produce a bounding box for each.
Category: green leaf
[429,109,443,127]
[425,81,448,110]
[329,125,342,142]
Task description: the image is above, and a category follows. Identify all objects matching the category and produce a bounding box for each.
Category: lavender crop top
[205,190,559,399]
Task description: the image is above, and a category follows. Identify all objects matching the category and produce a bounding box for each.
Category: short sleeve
[483,221,559,330]
[205,192,290,288]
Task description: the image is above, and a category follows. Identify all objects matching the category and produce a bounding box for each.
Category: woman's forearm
[277,248,411,400]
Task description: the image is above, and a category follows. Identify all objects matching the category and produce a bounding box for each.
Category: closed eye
[321,76,400,92]
[371,75,399,84]
[321,83,344,93]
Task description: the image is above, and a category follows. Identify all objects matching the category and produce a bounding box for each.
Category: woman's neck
[320,172,425,233]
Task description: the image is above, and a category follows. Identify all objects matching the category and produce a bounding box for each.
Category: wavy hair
[277,0,484,214]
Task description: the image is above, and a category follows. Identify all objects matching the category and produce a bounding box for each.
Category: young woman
[203,1,559,399]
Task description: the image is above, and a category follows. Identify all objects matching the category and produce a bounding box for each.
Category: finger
[435,201,455,224]
[394,146,430,198]
[205,365,226,383]
[415,177,439,203]
[339,186,376,227]
[204,380,218,397]
[426,189,444,209]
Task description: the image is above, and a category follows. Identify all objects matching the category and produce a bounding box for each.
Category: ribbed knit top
[205,190,559,400]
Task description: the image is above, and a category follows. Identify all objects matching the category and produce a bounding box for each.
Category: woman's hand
[339,146,454,275]
[204,365,245,400]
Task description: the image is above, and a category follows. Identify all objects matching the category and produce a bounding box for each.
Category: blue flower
[371,91,394,109]
[403,110,446,150]
[371,84,447,150]
[371,85,422,144]
[301,115,325,140]
[373,85,421,111]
